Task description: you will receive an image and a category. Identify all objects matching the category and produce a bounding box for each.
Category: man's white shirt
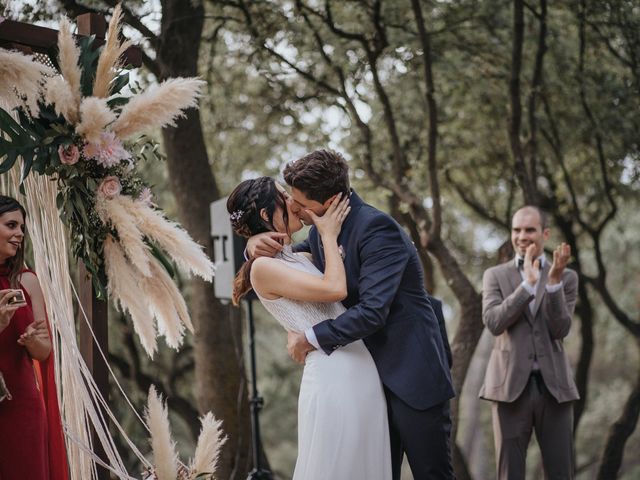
[515,254,562,371]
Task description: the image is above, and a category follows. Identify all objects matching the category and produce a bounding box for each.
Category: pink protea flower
[58,144,80,165]
[83,131,131,168]
[97,176,122,198]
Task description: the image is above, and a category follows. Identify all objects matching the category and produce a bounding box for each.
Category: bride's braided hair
[227,177,290,304]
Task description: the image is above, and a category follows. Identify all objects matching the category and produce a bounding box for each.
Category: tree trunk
[552,215,594,432]
[158,1,252,477]
[427,236,483,480]
[596,342,640,479]
[572,279,594,432]
[427,237,483,399]
[462,331,493,480]
[508,0,538,204]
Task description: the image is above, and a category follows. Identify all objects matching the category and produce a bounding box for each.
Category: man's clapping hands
[549,243,571,285]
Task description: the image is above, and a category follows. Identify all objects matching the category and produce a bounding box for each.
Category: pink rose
[97,176,122,198]
[58,144,80,165]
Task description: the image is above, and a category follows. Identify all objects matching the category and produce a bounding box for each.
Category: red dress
[0,269,68,480]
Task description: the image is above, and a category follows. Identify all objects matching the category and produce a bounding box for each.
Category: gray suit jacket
[479,260,580,404]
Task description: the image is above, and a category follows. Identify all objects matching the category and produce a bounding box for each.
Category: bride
[227,176,391,480]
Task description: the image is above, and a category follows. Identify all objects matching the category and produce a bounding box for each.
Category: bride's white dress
[256,245,392,480]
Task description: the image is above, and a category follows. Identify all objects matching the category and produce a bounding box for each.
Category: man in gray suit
[480,206,579,480]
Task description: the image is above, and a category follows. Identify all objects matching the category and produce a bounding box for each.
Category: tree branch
[577,0,617,234]
[525,0,547,183]
[445,169,509,230]
[363,4,410,182]
[411,0,442,238]
[293,1,383,186]
[508,0,538,203]
[583,274,640,336]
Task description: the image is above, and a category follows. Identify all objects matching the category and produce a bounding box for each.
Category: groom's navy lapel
[315,227,325,266]
[337,190,364,248]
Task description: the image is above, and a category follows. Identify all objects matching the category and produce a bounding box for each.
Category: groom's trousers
[385,387,455,480]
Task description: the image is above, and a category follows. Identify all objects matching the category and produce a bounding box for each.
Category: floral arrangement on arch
[0,6,214,357]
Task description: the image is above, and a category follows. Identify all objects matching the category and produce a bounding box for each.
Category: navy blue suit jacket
[295,191,454,410]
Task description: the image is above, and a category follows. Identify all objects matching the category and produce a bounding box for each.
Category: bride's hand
[308,193,351,239]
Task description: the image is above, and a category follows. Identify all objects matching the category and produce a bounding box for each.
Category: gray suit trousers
[491,373,574,480]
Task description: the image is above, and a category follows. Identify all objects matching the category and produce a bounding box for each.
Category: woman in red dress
[0,195,67,479]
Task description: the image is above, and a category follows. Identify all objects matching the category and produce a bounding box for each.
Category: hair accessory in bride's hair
[229,209,245,227]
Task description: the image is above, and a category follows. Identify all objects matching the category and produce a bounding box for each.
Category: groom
[248,149,455,479]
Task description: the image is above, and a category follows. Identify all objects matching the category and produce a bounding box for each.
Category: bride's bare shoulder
[251,256,290,279]
[252,256,279,271]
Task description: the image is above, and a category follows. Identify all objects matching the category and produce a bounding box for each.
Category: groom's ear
[322,194,339,208]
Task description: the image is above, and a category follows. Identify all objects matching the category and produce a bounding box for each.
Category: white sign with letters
[210,197,242,300]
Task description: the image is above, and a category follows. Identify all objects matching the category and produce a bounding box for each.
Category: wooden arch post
[76,15,110,479]
[0,13,142,479]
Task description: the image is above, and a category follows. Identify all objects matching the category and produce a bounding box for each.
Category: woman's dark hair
[283,149,350,203]
[227,177,290,305]
[0,196,27,288]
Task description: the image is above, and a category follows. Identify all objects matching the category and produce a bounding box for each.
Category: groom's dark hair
[283,149,350,203]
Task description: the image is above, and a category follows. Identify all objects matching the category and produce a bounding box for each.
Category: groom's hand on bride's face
[247,232,288,258]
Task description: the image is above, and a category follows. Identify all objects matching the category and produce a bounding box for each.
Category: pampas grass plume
[150,253,194,333]
[104,236,158,357]
[0,49,54,114]
[142,257,187,349]
[75,97,117,143]
[96,196,152,277]
[99,196,198,354]
[57,17,82,119]
[111,77,206,139]
[190,413,226,479]
[93,4,133,98]
[134,201,215,281]
[44,76,79,124]
[146,386,178,480]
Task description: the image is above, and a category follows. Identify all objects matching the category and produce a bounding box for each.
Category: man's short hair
[283,149,350,203]
[514,205,548,230]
